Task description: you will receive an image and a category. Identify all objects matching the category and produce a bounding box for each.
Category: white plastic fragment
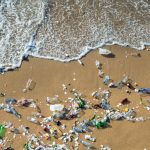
[95,60,102,69]
[100,145,112,150]
[77,60,84,65]
[144,106,150,111]
[50,104,64,112]
[85,134,96,142]
[99,48,112,55]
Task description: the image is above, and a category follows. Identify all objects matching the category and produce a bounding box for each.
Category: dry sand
[0,45,150,150]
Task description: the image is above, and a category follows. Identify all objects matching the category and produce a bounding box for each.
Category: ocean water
[0,0,150,71]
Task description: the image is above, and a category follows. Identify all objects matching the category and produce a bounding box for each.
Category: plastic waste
[50,104,64,112]
[96,121,109,129]
[79,122,92,132]
[100,99,112,110]
[92,91,101,100]
[114,81,124,89]
[100,145,112,150]
[0,124,6,139]
[65,109,82,120]
[29,102,41,113]
[137,88,150,94]
[127,116,150,122]
[101,90,111,99]
[99,48,112,55]
[41,116,54,124]
[61,124,66,130]
[31,112,44,118]
[103,75,110,85]
[46,96,61,104]
[80,140,96,150]
[23,143,29,150]
[106,108,136,121]
[144,106,150,111]
[53,111,66,120]
[48,144,70,150]
[5,98,17,105]
[113,76,131,89]
[86,119,97,127]
[17,99,32,107]
[95,60,102,69]
[72,126,85,133]
[27,117,41,125]
[74,96,86,109]
[123,109,136,119]
[108,82,117,88]
[35,145,45,150]
[10,128,20,134]
[85,135,96,142]
[78,99,86,108]
[4,105,21,118]
[98,70,104,78]
[78,60,84,66]
[122,76,130,84]
[61,133,73,143]
[106,110,124,120]
[4,122,13,129]
[127,83,135,90]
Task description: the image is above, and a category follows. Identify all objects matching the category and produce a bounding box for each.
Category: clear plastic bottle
[103,75,110,85]
[85,135,96,142]
[138,88,150,94]
[80,140,96,149]
[72,127,84,133]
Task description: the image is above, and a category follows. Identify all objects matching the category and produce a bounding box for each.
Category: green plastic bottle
[24,143,29,150]
[75,97,86,108]
[96,121,108,129]
[79,100,86,108]
[0,124,6,139]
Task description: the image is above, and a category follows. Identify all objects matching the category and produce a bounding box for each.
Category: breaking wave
[0,0,150,71]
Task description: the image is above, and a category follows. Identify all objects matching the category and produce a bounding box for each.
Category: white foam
[0,0,150,73]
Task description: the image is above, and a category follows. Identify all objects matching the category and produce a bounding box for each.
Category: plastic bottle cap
[124,107,129,112]
[135,89,139,92]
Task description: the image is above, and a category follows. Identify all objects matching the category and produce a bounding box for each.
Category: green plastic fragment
[24,143,29,150]
[79,100,86,108]
[75,97,86,108]
[52,144,58,148]
[96,121,108,129]
[0,124,6,139]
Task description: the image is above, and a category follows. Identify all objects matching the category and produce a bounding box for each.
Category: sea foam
[0,0,150,72]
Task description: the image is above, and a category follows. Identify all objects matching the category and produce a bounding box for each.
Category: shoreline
[0,45,150,149]
[1,44,150,74]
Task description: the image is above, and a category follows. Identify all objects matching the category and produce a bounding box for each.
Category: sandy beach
[0,45,150,150]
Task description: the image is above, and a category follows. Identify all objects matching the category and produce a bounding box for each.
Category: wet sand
[0,45,150,150]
